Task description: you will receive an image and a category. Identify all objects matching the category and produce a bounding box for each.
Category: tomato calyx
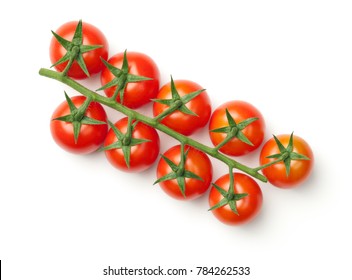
[154,144,203,198]
[153,76,206,121]
[100,118,150,168]
[255,132,311,176]
[51,20,103,77]
[208,171,248,215]
[211,108,258,151]
[52,92,106,143]
[97,50,152,104]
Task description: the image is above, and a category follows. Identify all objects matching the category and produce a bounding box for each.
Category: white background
[1,0,351,279]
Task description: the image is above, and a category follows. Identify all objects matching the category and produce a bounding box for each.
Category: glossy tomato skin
[209,101,265,156]
[209,173,263,226]
[50,96,108,154]
[153,80,211,136]
[50,21,108,79]
[260,134,314,188]
[100,52,160,109]
[156,145,213,200]
[104,118,160,172]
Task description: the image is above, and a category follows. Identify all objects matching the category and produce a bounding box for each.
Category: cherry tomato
[209,100,265,156]
[209,173,263,225]
[50,21,109,79]
[50,96,108,154]
[156,145,213,200]
[153,80,211,136]
[260,134,313,188]
[104,118,160,172]
[100,52,160,109]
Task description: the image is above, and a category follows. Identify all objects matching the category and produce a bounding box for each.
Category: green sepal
[266,132,311,177]
[100,141,122,151]
[97,50,152,104]
[130,138,151,146]
[64,91,77,111]
[225,109,236,126]
[159,154,179,172]
[107,120,124,139]
[184,170,203,181]
[266,153,282,159]
[151,98,174,106]
[50,20,102,77]
[75,53,90,77]
[228,200,238,215]
[154,172,178,185]
[213,109,259,149]
[290,152,310,161]
[72,121,81,144]
[181,88,205,104]
[99,119,150,169]
[122,145,131,168]
[51,31,71,50]
[80,44,102,53]
[52,115,73,123]
[237,117,259,130]
[208,178,248,215]
[176,176,187,197]
[170,76,180,100]
[210,126,232,133]
[51,52,71,68]
[80,116,106,125]
[212,183,228,197]
[284,157,292,177]
[154,145,202,198]
[52,92,105,144]
[153,76,205,119]
[236,130,254,146]
[178,104,198,116]
[273,134,287,153]
[209,197,228,211]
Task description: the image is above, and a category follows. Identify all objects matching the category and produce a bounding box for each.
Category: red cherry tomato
[50,21,108,79]
[153,80,211,136]
[104,118,160,172]
[209,100,265,156]
[50,96,108,154]
[260,134,313,188]
[100,52,160,109]
[209,173,263,225]
[156,145,213,200]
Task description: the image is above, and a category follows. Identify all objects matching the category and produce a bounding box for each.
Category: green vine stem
[253,157,285,172]
[39,68,267,183]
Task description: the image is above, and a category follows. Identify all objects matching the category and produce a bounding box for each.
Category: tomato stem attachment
[211,109,258,152]
[152,76,205,122]
[51,20,103,78]
[51,92,105,144]
[253,133,310,176]
[208,169,248,215]
[97,50,152,105]
[39,68,267,183]
[61,46,79,76]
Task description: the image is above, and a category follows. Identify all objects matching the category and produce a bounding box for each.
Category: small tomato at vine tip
[50,20,109,79]
[209,173,263,226]
[50,96,108,154]
[155,145,213,200]
[259,134,314,188]
[100,52,160,109]
[209,100,265,156]
[103,117,160,172]
[153,79,211,136]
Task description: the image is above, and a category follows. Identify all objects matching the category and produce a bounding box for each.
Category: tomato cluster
[47,20,314,226]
